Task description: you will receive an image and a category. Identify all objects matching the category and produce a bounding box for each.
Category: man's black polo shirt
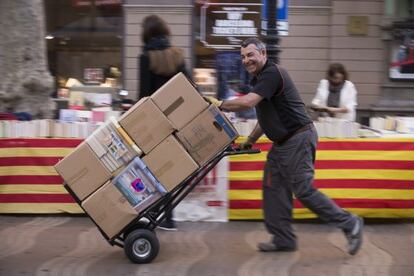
[251,60,312,142]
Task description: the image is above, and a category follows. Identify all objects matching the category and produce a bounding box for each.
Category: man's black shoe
[345,216,363,255]
[257,242,297,252]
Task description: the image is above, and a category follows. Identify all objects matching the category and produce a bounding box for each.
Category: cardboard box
[113,157,166,211]
[151,73,208,130]
[82,181,138,239]
[176,105,239,166]
[55,142,111,200]
[143,135,199,191]
[86,118,142,173]
[119,97,174,154]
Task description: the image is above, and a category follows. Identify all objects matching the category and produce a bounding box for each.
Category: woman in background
[138,14,189,230]
[311,63,357,121]
[139,14,189,100]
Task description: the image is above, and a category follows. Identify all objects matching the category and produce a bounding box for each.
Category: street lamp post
[264,0,280,64]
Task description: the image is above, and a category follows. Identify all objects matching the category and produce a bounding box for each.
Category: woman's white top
[311,79,358,121]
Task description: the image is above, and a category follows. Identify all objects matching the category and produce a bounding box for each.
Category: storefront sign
[261,0,289,36]
[200,1,261,49]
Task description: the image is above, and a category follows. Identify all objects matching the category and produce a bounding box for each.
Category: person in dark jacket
[138,14,189,100]
[138,14,189,230]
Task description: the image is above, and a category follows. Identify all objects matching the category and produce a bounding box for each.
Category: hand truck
[64,146,260,264]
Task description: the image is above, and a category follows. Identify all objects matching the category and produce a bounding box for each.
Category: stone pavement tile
[1,216,414,276]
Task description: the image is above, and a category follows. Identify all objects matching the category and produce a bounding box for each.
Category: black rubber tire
[122,221,149,240]
[124,229,159,264]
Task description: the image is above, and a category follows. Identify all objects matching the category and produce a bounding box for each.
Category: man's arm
[220,92,263,112]
[247,122,263,144]
[239,122,263,149]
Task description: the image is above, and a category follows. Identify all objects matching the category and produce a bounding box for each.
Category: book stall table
[229,137,414,219]
[0,138,83,213]
[1,137,414,219]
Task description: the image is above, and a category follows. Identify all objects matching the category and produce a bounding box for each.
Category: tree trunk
[0,0,54,119]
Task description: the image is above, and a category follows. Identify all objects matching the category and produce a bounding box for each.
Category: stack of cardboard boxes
[55,73,239,239]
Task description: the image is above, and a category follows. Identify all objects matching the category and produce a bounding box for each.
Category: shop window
[389,1,414,80]
[45,0,123,101]
[396,0,414,19]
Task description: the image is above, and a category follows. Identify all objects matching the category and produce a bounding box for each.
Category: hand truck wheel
[124,228,159,264]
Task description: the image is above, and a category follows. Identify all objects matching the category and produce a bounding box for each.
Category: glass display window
[45,0,123,92]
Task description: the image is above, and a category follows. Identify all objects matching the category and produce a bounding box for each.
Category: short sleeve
[251,67,282,99]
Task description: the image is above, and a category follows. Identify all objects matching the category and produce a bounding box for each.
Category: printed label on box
[86,120,139,173]
[113,157,167,212]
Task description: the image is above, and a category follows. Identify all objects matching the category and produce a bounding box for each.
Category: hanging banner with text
[199,1,262,49]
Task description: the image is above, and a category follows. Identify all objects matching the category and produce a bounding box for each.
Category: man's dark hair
[142,15,171,44]
[241,37,266,51]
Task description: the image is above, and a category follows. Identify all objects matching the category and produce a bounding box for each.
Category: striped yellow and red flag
[229,137,414,220]
[0,138,83,213]
[2,137,414,218]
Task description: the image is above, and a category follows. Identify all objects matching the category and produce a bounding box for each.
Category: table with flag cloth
[0,138,83,213]
[1,137,414,219]
[229,137,414,220]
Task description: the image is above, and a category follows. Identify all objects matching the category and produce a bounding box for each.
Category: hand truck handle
[225,148,261,156]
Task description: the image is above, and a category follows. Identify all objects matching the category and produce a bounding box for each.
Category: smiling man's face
[241,43,267,75]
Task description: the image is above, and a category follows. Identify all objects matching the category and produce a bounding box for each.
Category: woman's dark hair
[142,15,170,44]
[327,63,348,80]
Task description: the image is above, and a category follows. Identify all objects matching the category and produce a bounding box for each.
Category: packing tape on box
[109,117,143,156]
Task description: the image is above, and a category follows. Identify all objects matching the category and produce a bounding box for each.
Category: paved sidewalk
[1,215,414,276]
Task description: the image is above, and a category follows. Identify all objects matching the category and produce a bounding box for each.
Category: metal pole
[265,0,280,64]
